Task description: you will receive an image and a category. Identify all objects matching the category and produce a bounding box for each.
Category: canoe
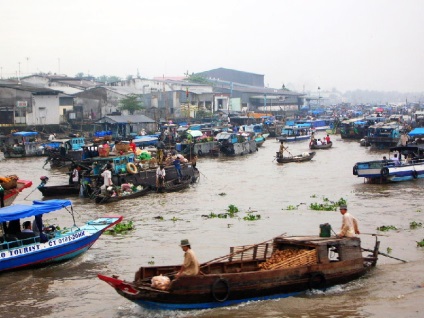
[275,151,316,163]
[155,175,192,193]
[94,186,152,204]
[98,234,379,310]
[309,141,333,149]
[0,199,122,272]
[37,183,81,197]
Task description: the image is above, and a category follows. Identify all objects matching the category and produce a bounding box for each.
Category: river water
[1,133,423,318]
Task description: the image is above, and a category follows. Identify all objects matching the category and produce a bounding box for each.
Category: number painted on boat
[0,231,86,260]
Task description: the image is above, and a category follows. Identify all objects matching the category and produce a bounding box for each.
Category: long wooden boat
[37,183,81,197]
[94,186,152,204]
[98,234,379,310]
[155,175,192,193]
[309,141,333,150]
[0,199,122,272]
[275,151,316,163]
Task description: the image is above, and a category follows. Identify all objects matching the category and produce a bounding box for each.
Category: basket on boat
[115,143,130,152]
[0,175,18,190]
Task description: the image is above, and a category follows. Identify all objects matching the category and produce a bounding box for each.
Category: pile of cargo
[259,248,317,270]
[0,175,18,190]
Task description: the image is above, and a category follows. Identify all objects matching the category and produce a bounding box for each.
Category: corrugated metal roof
[0,84,60,95]
[95,115,155,124]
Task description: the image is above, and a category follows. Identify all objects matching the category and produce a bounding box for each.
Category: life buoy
[353,164,358,175]
[198,149,203,156]
[380,167,389,177]
[126,162,138,174]
[211,278,230,302]
[412,170,418,179]
[308,272,326,290]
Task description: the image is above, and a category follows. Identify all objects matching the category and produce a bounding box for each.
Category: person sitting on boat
[392,153,400,166]
[156,164,166,188]
[337,205,360,238]
[325,134,331,144]
[129,139,137,153]
[176,239,200,278]
[316,139,322,146]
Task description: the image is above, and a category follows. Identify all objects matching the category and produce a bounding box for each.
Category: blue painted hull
[0,216,122,273]
[0,233,101,272]
[135,291,302,310]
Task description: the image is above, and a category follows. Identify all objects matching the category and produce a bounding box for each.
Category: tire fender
[126,162,138,174]
[308,272,326,291]
[412,170,418,179]
[380,167,389,177]
[211,278,230,302]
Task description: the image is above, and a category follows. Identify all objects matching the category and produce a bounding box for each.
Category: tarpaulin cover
[0,199,71,222]
[12,131,38,137]
[408,128,424,137]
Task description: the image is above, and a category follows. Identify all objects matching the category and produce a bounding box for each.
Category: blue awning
[0,199,71,222]
[408,128,424,137]
[12,131,38,137]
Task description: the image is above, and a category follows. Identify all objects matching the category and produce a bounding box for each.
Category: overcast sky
[1,0,423,93]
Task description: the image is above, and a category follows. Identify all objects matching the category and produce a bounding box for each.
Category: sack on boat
[151,274,171,290]
[302,152,310,157]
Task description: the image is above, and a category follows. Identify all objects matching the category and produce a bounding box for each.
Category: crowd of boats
[1,108,423,310]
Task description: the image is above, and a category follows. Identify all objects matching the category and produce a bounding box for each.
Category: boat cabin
[134,236,370,281]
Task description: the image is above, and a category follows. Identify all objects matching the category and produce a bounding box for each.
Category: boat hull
[99,235,378,310]
[276,152,316,163]
[0,215,122,272]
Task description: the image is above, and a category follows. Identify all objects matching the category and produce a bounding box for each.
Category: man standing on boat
[337,205,360,238]
[176,239,200,278]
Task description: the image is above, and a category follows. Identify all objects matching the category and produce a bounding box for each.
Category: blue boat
[353,145,424,183]
[277,124,313,142]
[0,199,122,272]
[215,132,257,155]
[1,131,44,158]
[364,122,401,149]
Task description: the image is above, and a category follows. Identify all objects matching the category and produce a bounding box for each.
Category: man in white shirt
[101,165,113,188]
[337,205,360,238]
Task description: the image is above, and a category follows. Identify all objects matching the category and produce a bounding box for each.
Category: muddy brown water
[1,134,423,318]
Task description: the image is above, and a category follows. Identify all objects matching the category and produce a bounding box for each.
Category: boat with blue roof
[0,199,122,272]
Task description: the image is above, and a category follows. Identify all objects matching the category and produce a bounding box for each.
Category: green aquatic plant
[218,192,227,196]
[386,247,392,254]
[285,205,298,210]
[410,221,423,229]
[309,197,347,211]
[105,221,134,235]
[148,256,155,265]
[417,240,424,247]
[227,204,239,217]
[243,214,261,221]
[376,225,397,232]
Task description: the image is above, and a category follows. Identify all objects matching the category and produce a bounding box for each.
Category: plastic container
[319,223,332,237]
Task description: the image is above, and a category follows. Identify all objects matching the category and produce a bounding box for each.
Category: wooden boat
[37,183,81,197]
[364,122,401,149]
[98,234,379,310]
[1,131,44,158]
[215,132,257,156]
[0,199,122,272]
[94,185,152,204]
[3,180,33,206]
[275,151,316,163]
[309,141,333,150]
[155,175,192,193]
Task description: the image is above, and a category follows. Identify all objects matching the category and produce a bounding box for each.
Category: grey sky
[1,0,423,93]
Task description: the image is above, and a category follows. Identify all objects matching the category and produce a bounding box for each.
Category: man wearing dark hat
[176,239,200,278]
[337,205,360,238]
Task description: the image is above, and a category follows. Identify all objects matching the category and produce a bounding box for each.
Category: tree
[119,94,144,115]
[185,73,210,84]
